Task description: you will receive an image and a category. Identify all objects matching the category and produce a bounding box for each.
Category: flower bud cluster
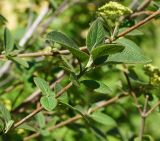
[144,64,160,86]
[98,2,132,21]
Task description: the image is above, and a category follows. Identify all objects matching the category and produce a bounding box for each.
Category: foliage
[0,0,160,141]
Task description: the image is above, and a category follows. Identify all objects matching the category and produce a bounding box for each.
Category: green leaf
[46,31,89,61]
[90,125,107,140]
[86,18,105,51]
[4,120,14,133]
[119,28,143,36]
[39,129,50,136]
[18,124,36,132]
[91,44,124,60]
[0,14,7,25]
[36,112,46,129]
[0,104,11,123]
[61,55,75,73]
[11,57,29,68]
[34,77,54,96]
[107,38,152,64]
[134,135,154,141]
[4,28,14,55]
[0,118,5,132]
[40,96,57,111]
[90,112,116,126]
[55,83,68,103]
[81,80,111,94]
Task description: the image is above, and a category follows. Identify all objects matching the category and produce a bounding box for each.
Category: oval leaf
[46,31,89,61]
[4,28,14,55]
[81,80,111,94]
[11,57,29,68]
[40,96,57,111]
[91,44,125,60]
[107,38,152,64]
[90,112,116,126]
[36,112,46,129]
[34,77,54,96]
[86,18,105,51]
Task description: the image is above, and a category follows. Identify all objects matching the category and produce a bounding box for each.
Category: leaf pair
[34,77,57,111]
[86,18,125,63]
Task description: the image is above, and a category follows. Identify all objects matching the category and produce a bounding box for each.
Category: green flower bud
[144,64,160,86]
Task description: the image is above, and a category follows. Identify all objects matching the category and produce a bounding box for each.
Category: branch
[24,94,127,140]
[0,47,88,59]
[123,65,143,114]
[14,106,43,128]
[41,0,80,33]
[131,11,154,18]
[117,10,160,39]
[137,0,153,12]
[19,4,49,47]
[145,100,160,117]
[13,81,73,128]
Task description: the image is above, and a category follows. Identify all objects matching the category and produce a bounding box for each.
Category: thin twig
[131,11,154,18]
[117,10,160,39]
[139,95,149,141]
[145,100,160,117]
[19,4,49,47]
[137,0,153,12]
[123,65,142,114]
[14,106,43,128]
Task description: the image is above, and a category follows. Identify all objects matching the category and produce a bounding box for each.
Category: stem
[123,65,142,114]
[111,22,119,41]
[14,106,43,128]
[145,100,160,117]
[139,95,149,141]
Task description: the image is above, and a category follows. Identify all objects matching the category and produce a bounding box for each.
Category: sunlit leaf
[90,112,116,126]
[107,38,151,63]
[86,18,105,51]
[34,77,54,96]
[40,96,57,111]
